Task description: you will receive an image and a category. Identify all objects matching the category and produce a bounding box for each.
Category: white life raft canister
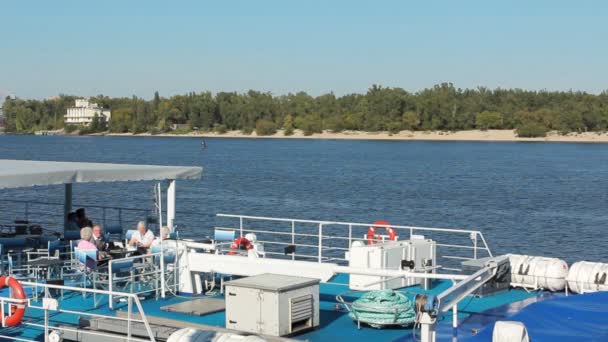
[508,254,569,291]
[566,261,608,294]
[167,328,266,342]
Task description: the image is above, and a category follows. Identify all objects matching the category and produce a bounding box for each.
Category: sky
[1,0,607,102]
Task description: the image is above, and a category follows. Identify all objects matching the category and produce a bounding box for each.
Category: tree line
[3,83,608,137]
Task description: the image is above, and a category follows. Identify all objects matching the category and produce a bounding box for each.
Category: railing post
[318,223,323,263]
[108,261,113,309]
[118,208,123,228]
[472,233,478,259]
[291,220,295,261]
[239,217,243,237]
[127,296,132,340]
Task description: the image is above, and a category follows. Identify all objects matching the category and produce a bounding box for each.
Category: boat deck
[0,274,547,342]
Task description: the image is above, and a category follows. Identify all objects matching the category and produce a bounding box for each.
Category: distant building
[65,99,111,125]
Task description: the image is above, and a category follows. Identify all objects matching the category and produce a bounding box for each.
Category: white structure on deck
[0,159,203,231]
[65,98,111,125]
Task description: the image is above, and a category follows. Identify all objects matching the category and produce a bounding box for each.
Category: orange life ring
[229,237,253,255]
[0,275,26,327]
[367,220,397,244]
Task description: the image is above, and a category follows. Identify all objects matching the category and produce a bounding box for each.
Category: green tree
[295,114,322,135]
[402,111,420,130]
[475,111,503,130]
[283,114,295,136]
[153,91,161,111]
[516,122,548,137]
[255,119,277,136]
[89,113,105,133]
[109,108,133,133]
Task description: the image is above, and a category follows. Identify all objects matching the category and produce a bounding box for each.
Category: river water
[0,135,606,262]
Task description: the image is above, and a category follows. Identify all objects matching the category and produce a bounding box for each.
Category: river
[0,135,606,262]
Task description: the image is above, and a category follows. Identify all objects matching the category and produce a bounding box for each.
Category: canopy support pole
[63,183,72,230]
[167,180,176,230]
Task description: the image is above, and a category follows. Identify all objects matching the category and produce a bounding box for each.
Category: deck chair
[27,239,62,262]
[124,230,137,246]
[105,225,123,242]
[103,258,137,307]
[63,230,80,242]
[214,228,236,244]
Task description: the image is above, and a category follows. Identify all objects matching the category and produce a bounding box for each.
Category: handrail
[216,213,493,269]
[17,281,157,342]
[0,199,151,213]
[108,252,163,309]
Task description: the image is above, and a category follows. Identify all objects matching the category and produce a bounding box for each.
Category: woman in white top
[129,221,155,254]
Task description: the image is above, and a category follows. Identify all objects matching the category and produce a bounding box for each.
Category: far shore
[90,129,608,143]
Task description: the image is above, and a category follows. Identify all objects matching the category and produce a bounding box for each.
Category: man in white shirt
[151,226,175,248]
[129,221,155,254]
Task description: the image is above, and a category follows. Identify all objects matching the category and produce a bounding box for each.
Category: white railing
[0,281,157,342]
[216,213,492,271]
[0,198,493,271]
[108,253,163,309]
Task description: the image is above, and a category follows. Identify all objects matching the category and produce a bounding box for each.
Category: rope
[349,290,416,328]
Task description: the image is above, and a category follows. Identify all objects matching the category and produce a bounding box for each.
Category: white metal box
[348,239,436,290]
[225,273,320,337]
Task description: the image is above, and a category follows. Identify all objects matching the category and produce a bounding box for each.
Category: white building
[65,99,111,125]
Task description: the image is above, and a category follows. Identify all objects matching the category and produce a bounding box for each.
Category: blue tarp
[466,291,608,342]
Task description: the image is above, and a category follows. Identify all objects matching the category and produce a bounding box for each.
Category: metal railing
[0,198,493,271]
[0,199,152,231]
[0,281,157,342]
[107,252,164,309]
[216,213,493,271]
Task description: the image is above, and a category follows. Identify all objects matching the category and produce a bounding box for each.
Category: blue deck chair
[105,258,136,307]
[214,228,236,243]
[63,230,80,242]
[105,225,123,242]
[124,229,137,247]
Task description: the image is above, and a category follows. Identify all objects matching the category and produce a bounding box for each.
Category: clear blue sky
[1,0,607,101]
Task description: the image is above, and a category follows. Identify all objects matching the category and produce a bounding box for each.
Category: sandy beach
[101,129,608,143]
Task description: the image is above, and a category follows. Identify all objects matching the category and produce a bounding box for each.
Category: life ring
[367,220,397,244]
[0,275,26,327]
[229,237,253,255]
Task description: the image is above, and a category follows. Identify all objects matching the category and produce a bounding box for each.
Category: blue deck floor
[0,275,545,342]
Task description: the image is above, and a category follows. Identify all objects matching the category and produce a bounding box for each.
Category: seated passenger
[76,208,93,228]
[129,221,154,255]
[78,227,97,250]
[92,224,110,258]
[151,226,177,251]
[66,212,80,231]
[77,227,99,270]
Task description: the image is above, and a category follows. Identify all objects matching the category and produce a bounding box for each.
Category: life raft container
[566,261,608,294]
[508,254,568,291]
[367,220,397,244]
[0,275,26,327]
[229,237,253,255]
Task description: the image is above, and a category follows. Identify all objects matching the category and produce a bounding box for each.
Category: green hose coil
[348,290,416,328]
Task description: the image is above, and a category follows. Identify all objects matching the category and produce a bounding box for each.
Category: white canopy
[0,159,203,189]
